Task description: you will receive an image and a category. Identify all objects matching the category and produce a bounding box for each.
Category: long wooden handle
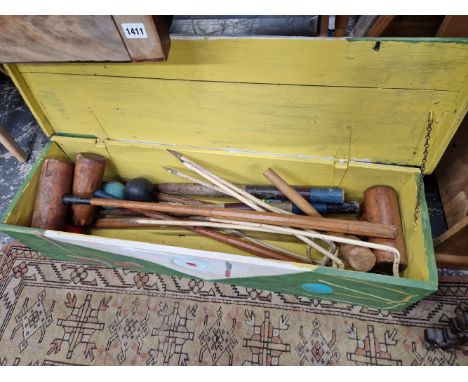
[156,193,214,206]
[107,200,359,216]
[435,253,468,269]
[263,168,321,217]
[156,183,226,196]
[129,208,302,262]
[263,168,376,272]
[77,197,395,238]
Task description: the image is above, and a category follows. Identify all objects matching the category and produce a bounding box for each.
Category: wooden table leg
[0,125,28,163]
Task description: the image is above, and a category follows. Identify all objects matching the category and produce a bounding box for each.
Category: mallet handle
[129,209,303,263]
[63,195,396,238]
[263,168,320,217]
[156,193,359,214]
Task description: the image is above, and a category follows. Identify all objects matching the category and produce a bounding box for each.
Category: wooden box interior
[3,137,432,282]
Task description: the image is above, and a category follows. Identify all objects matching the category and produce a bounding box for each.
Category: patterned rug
[0,242,467,366]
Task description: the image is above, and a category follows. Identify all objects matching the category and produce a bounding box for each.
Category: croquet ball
[103,181,125,199]
[123,177,154,202]
[94,189,116,209]
[94,189,115,199]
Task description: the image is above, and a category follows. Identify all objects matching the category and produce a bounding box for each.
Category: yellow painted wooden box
[2,37,468,311]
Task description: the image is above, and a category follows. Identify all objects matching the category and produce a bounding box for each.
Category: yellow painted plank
[4,64,55,137]
[399,174,430,281]
[104,140,337,187]
[51,136,118,181]
[22,72,457,167]
[339,160,418,199]
[17,38,468,91]
[426,74,468,172]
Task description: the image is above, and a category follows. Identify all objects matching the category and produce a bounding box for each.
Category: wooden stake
[0,125,28,163]
[435,253,468,269]
[163,167,225,194]
[81,197,396,238]
[156,192,215,206]
[93,215,401,276]
[155,193,308,262]
[138,210,306,263]
[263,168,320,217]
[222,228,313,264]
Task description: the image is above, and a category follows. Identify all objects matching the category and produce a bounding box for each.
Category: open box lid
[6,37,468,173]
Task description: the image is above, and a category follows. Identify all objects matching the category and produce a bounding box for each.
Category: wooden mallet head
[31,159,74,230]
[362,185,407,274]
[71,153,107,226]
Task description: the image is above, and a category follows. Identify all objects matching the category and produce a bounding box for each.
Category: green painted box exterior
[1,142,437,311]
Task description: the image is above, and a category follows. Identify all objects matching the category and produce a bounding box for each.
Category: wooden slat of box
[0,15,171,63]
[0,16,130,62]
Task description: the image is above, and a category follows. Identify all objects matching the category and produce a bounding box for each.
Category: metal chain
[412,111,433,231]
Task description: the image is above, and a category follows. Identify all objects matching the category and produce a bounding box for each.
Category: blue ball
[103,181,125,200]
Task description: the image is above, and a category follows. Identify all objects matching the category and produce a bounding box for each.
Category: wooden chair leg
[0,125,28,163]
[367,16,396,37]
[436,16,468,37]
[318,16,329,37]
[434,216,468,255]
[334,16,350,37]
[0,65,10,77]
